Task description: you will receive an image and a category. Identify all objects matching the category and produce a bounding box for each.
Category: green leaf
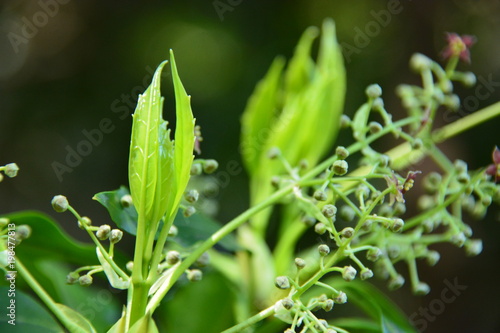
[331,317,380,332]
[170,49,196,220]
[0,286,63,333]
[128,314,159,333]
[107,312,126,333]
[96,247,130,289]
[55,303,97,333]
[240,56,285,173]
[128,60,171,227]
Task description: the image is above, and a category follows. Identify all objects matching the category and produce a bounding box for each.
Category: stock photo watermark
[51,66,164,182]
[409,277,467,332]
[3,223,17,326]
[7,0,71,54]
[213,0,244,21]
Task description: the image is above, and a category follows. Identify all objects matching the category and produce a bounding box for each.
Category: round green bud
[360,268,374,280]
[313,190,328,201]
[463,224,473,237]
[481,195,492,207]
[339,205,355,222]
[366,247,382,262]
[4,163,19,178]
[444,94,460,110]
[166,251,181,265]
[190,163,203,176]
[267,147,281,159]
[15,225,32,240]
[391,218,404,233]
[378,204,393,217]
[439,79,453,93]
[318,244,330,256]
[270,176,281,188]
[335,146,349,160]
[409,53,432,71]
[462,72,476,86]
[195,252,210,267]
[78,216,92,230]
[120,194,133,208]
[411,138,423,150]
[275,276,290,289]
[184,189,200,203]
[378,154,390,168]
[96,225,111,240]
[66,272,80,284]
[373,97,385,110]
[126,261,134,272]
[301,215,316,227]
[454,159,468,173]
[203,160,219,174]
[369,121,383,134]
[457,172,470,184]
[387,244,401,259]
[418,195,435,210]
[393,202,406,216]
[426,250,440,266]
[294,257,306,269]
[356,185,370,200]
[388,274,405,290]
[361,219,373,232]
[422,219,435,233]
[342,266,357,282]
[340,114,351,128]
[281,298,294,310]
[322,299,334,312]
[332,160,348,176]
[341,227,354,238]
[423,172,442,193]
[414,282,430,296]
[51,195,69,213]
[183,206,196,217]
[322,204,337,218]
[333,291,347,304]
[365,84,382,98]
[168,225,178,237]
[109,229,123,244]
[315,319,329,330]
[314,222,327,235]
[451,232,466,247]
[465,239,483,256]
[0,217,9,228]
[79,274,93,287]
[187,269,203,282]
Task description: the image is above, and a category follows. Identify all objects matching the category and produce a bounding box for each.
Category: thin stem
[221,304,275,333]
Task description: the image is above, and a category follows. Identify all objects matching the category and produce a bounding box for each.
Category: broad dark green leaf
[0,286,63,333]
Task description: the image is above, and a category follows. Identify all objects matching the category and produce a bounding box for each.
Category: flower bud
[388,274,405,290]
[318,244,330,256]
[79,275,93,287]
[409,53,432,71]
[361,219,373,231]
[360,268,373,280]
[341,227,354,238]
[414,282,430,296]
[66,272,80,284]
[294,258,306,270]
[109,229,123,244]
[373,97,384,110]
[393,202,406,216]
[195,252,210,267]
[166,250,181,265]
[322,204,337,218]
[462,72,476,86]
[203,160,219,174]
[365,84,382,98]
[190,163,203,176]
[314,222,327,235]
[120,194,133,208]
[332,160,348,176]
[366,248,382,262]
[451,232,466,247]
[338,206,354,222]
[301,215,316,227]
[78,216,92,230]
[323,299,334,312]
[282,298,294,310]
[411,138,423,150]
[465,239,483,256]
[275,276,290,289]
[51,195,69,213]
[454,159,468,173]
[342,266,357,282]
[267,147,281,159]
[313,190,328,201]
[15,225,31,240]
[333,291,347,304]
[391,218,404,233]
[184,189,199,203]
[340,114,351,128]
[315,319,329,330]
[335,146,349,160]
[356,185,370,200]
[183,206,196,217]
[126,261,134,272]
[4,163,19,178]
[369,121,383,134]
[96,225,111,240]
[168,225,178,237]
[187,269,203,282]
[387,244,400,259]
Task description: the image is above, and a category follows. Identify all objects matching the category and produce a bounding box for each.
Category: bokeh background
[1,0,500,332]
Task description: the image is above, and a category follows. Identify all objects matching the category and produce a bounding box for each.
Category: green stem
[221,305,275,333]
[16,259,83,332]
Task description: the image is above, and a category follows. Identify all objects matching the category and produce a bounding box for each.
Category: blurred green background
[1,0,499,332]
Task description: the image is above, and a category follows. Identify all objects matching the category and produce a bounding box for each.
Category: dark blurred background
[1,0,499,332]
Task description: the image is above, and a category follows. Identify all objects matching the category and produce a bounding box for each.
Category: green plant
[1,19,499,333]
